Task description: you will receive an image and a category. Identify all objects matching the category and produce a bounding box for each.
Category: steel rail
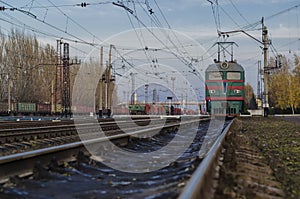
[0,118,165,144]
[0,118,179,156]
[0,118,162,133]
[179,119,234,199]
[0,118,202,183]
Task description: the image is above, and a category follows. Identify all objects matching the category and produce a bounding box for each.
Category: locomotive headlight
[209,90,216,94]
[234,89,241,94]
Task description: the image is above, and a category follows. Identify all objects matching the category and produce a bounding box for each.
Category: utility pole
[61,42,80,118]
[55,40,63,114]
[145,83,149,104]
[51,80,55,114]
[130,72,137,105]
[171,77,176,94]
[107,44,113,117]
[99,46,104,117]
[105,62,108,113]
[7,76,10,114]
[218,17,270,116]
[257,60,261,100]
[62,43,70,118]
[153,88,157,104]
[262,21,269,117]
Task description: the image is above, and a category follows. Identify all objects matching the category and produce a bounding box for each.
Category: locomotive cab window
[208,72,223,80]
[227,72,241,80]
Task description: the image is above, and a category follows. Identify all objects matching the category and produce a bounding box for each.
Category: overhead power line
[46,0,104,43]
[19,1,113,9]
[0,5,36,18]
[228,0,250,25]
[0,0,105,49]
[242,3,300,31]
[112,1,202,77]
[265,3,300,21]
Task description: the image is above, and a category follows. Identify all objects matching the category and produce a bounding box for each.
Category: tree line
[243,54,300,114]
[0,29,111,111]
[0,29,57,103]
[269,54,300,114]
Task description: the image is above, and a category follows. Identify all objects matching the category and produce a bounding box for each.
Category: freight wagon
[0,102,61,116]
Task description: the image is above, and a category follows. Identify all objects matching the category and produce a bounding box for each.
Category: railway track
[179,119,233,199]
[180,117,288,199]
[0,117,178,156]
[0,116,226,198]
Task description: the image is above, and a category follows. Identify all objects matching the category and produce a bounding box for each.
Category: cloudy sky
[1,0,300,102]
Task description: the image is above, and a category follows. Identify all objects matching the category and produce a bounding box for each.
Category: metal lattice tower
[55,40,63,113]
[62,43,70,117]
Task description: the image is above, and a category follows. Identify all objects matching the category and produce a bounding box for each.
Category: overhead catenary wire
[151,0,195,62]
[20,1,114,9]
[207,0,221,33]
[0,0,107,50]
[11,0,201,75]
[118,0,203,73]
[1,0,209,77]
[134,0,191,62]
[227,0,250,26]
[0,11,100,58]
[125,1,153,66]
[46,0,105,44]
[241,3,300,32]
[112,46,198,84]
[112,1,201,77]
[113,47,168,83]
[0,12,63,40]
[218,3,241,29]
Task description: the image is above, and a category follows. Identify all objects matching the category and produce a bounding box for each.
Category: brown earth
[214,117,300,199]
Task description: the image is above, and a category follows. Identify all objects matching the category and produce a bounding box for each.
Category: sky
[0,0,300,104]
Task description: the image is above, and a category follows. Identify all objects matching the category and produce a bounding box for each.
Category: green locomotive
[205,60,245,116]
[205,42,245,116]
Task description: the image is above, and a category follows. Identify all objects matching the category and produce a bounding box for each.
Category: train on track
[0,102,96,116]
[0,102,54,116]
[127,104,181,115]
[205,60,245,117]
[0,101,182,116]
[111,104,199,115]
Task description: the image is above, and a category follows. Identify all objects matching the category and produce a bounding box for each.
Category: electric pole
[7,76,10,114]
[145,83,149,104]
[218,17,270,116]
[262,21,269,117]
[257,60,262,103]
[171,77,176,94]
[107,44,113,117]
[61,42,81,118]
[62,43,70,118]
[130,72,137,105]
[99,46,104,117]
[55,40,63,114]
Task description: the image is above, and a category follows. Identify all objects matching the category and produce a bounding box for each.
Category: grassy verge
[233,117,300,198]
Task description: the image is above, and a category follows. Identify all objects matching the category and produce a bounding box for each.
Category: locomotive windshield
[227,72,241,80]
[208,72,223,80]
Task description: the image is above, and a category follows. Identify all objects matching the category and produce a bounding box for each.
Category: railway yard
[0,0,300,198]
[0,115,298,198]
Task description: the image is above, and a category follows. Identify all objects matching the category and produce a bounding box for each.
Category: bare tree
[2,29,56,103]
